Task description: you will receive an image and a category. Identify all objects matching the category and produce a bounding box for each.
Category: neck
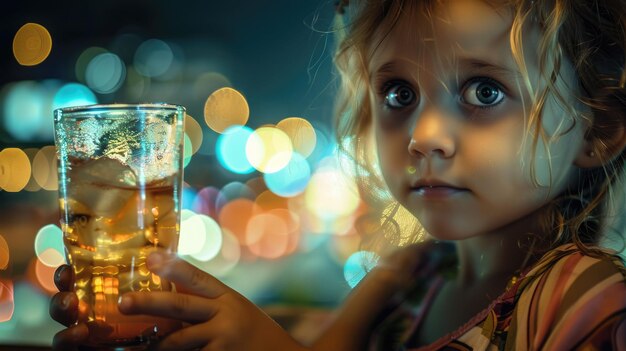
[453,209,544,288]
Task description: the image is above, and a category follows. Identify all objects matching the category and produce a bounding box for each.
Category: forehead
[368,0,518,72]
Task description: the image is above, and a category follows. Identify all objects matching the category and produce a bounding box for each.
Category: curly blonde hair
[333,0,626,257]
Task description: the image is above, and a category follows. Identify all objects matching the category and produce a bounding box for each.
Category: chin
[420,223,478,241]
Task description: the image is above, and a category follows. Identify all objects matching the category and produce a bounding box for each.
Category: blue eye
[462,79,505,107]
[384,84,416,108]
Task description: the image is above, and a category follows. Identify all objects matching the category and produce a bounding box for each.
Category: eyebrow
[370,61,399,81]
[370,58,522,83]
[457,58,522,79]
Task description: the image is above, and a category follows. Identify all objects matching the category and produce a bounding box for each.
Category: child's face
[368,0,587,240]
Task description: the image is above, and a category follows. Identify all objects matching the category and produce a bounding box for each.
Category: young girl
[51,0,626,350]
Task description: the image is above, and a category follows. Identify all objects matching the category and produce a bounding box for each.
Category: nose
[407,106,456,158]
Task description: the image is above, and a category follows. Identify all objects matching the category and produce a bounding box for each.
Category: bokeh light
[246,213,289,258]
[255,190,288,212]
[183,134,193,168]
[264,152,311,197]
[134,39,173,78]
[155,41,184,81]
[85,53,126,94]
[124,66,151,100]
[184,114,203,155]
[218,198,261,246]
[343,251,380,288]
[10,283,47,327]
[328,230,362,266]
[12,23,52,66]
[193,72,232,100]
[276,117,317,158]
[0,148,32,192]
[34,253,61,293]
[192,215,223,261]
[304,166,360,220]
[246,126,293,174]
[179,211,207,256]
[184,228,240,278]
[216,125,255,174]
[204,87,249,133]
[192,186,221,220]
[266,208,301,255]
[22,148,41,192]
[34,224,65,267]
[182,185,197,211]
[306,127,334,165]
[2,81,48,141]
[0,280,14,322]
[52,82,98,111]
[216,181,256,207]
[0,235,9,270]
[245,176,269,196]
[74,47,108,83]
[179,210,223,261]
[32,146,59,191]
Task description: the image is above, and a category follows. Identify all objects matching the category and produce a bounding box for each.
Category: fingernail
[54,267,63,285]
[118,295,131,311]
[147,252,164,270]
[61,294,71,309]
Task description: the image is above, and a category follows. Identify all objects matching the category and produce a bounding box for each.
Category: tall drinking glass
[53,104,185,350]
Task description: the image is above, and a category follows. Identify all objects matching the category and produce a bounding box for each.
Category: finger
[147,252,228,298]
[49,292,79,326]
[118,291,217,324]
[156,323,214,351]
[51,323,88,351]
[54,265,74,292]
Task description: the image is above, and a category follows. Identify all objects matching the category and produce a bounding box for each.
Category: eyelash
[379,79,414,109]
[460,77,507,110]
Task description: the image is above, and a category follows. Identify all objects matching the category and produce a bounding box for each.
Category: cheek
[529,135,583,188]
[529,80,586,185]
[532,114,585,187]
[463,123,526,185]
[375,129,409,195]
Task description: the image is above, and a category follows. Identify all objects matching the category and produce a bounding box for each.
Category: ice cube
[67,158,141,247]
[72,157,137,187]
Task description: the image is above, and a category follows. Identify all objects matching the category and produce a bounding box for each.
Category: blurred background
[0,0,377,347]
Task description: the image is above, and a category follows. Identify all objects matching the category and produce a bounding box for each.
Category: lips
[410,179,468,198]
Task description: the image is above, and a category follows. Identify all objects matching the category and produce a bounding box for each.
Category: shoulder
[521,244,626,300]
[508,244,626,350]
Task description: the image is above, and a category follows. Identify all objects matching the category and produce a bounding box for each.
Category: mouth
[410,180,469,198]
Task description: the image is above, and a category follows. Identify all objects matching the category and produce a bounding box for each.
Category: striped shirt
[369,244,626,350]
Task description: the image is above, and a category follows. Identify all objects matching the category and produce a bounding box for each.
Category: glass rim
[54,103,185,115]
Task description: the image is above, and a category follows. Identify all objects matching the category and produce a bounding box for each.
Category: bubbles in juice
[60,157,180,346]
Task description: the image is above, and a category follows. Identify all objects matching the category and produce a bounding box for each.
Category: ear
[575,114,626,168]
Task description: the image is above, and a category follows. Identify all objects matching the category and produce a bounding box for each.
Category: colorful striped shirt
[369,244,626,350]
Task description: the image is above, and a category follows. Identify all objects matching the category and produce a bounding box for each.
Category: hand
[118,251,307,351]
[372,240,456,292]
[312,240,455,351]
[49,264,89,351]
